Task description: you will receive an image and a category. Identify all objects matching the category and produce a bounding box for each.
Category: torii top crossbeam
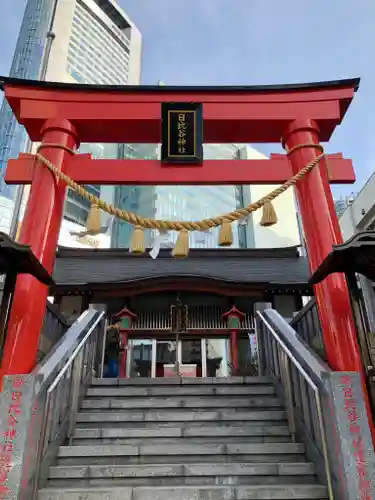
[1,76,359,143]
[2,76,358,186]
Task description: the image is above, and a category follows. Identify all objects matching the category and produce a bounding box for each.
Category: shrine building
[49,245,310,378]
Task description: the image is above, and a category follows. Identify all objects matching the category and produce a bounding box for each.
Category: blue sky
[1,0,374,198]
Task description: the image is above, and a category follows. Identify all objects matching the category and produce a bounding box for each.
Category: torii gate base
[0,77,372,435]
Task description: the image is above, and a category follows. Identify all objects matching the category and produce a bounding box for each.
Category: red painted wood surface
[283,118,375,442]
[4,80,356,143]
[5,153,355,186]
[0,119,78,379]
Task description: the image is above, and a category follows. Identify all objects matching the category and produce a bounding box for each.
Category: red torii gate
[0,77,363,386]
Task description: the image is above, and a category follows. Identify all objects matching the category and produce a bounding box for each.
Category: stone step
[91,376,272,387]
[48,462,316,487]
[73,424,291,439]
[76,418,288,429]
[57,454,307,466]
[72,436,293,446]
[86,385,275,398]
[38,484,328,499]
[76,409,286,423]
[58,443,304,459]
[46,475,318,488]
[57,443,306,466]
[81,396,282,410]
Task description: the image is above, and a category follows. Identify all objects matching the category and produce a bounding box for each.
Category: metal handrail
[290,298,326,359]
[37,301,69,362]
[30,308,105,498]
[257,311,334,500]
[47,317,103,392]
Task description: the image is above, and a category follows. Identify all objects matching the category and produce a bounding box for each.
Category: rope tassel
[218,220,233,247]
[130,225,145,254]
[172,229,189,258]
[86,204,101,234]
[260,201,278,227]
[34,144,325,256]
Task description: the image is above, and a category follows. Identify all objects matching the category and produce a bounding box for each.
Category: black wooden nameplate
[161,102,203,164]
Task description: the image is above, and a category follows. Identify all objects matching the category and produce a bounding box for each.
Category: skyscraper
[0,0,142,234]
[111,143,243,249]
[44,0,142,227]
[153,144,243,249]
[235,145,301,249]
[111,144,158,248]
[46,0,141,86]
[111,143,300,250]
[334,193,357,219]
[0,0,57,200]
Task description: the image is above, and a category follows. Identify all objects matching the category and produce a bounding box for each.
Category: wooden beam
[5,153,355,185]
[3,78,358,142]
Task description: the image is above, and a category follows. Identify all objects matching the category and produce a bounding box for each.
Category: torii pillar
[0,118,78,377]
[282,119,364,373]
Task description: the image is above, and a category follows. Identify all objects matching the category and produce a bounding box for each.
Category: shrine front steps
[38,377,328,500]
[38,485,328,500]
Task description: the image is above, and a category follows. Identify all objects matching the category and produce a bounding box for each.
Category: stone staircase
[38,377,328,499]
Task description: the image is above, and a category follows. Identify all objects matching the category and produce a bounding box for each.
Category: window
[70,68,84,83]
[65,201,89,225]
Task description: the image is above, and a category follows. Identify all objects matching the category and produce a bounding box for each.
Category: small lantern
[222,306,245,374]
[112,307,137,378]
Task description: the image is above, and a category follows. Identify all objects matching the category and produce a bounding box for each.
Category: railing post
[280,351,297,443]
[68,350,84,442]
[31,390,53,496]
[255,302,272,376]
[99,318,108,378]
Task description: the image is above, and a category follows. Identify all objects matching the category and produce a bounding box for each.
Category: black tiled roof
[0,232,53,285]
[53,246,310,288]
[0,76,360,94]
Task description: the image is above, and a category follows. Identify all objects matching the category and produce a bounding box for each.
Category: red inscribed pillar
[282,118,362,372]
[0,119,78,378]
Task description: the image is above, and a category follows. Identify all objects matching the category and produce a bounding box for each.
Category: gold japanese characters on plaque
[161,102,203,164]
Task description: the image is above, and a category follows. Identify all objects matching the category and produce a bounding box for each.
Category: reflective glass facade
[65,143,118,226]
[154,144,244,249]
[67,0,130,85]
[63,0,133,225]
[0,0,55,200]
[112,144,252,249]
[112,144,158,248]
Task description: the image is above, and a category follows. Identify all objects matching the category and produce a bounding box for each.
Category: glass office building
[0,0,142,231]
[0,0,56,200]
[112,143,250,249]
[112,144,158,248]
[112,143,301,251]
[60,0,142,226]
[153,144,245,249]
[64,143,119,226]
[67,0,132,86]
